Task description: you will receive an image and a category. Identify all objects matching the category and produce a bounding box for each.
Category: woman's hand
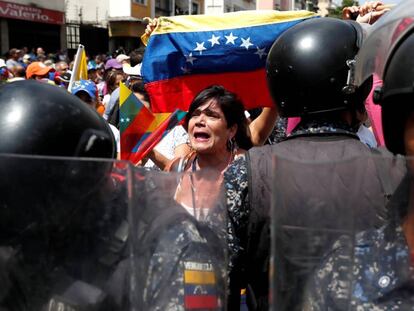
[357,1,391,25]
[144,17,159,36]
[342,1,391,25]
[342,5,360,20]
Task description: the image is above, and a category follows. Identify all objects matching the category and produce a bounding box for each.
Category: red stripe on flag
[120,107,155,160]
[145,69,273,113]
[184,295,218,309]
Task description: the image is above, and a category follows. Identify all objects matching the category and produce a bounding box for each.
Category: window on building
[156,0,171,15]
[133,0,147,5]
[192,2,199,14]
[66,24,80,49]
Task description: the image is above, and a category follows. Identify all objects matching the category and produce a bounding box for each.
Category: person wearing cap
[87,62,102,84]
[71,79,120,155]
[99,58,124,99]
[26,61,54,84]
[104,59,123,71]
[71,79,105,116]
[56,71,71,89]
[6,48,22,70]
[115,54,130,65]
[103,48,144,121]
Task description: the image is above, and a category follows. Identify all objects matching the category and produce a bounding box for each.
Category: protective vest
[246,135,406,310]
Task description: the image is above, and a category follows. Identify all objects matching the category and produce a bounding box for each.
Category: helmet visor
[355,1,414,86]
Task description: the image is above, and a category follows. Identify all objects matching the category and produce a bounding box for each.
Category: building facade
[107,0,204,53]
[0,0,65,55]
[65,0,109,56]
[257,0,330,15]
[205,0,255,15]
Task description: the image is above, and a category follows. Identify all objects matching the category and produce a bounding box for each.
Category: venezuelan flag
[184,267,218,309]
[141,10,317,113]
[119,82,155,161]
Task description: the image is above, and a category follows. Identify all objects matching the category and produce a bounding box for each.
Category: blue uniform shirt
[305,219,414,310]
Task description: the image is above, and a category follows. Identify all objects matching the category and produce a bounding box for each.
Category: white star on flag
[194,42,207,55]
[255,47,267,59]
[225,33,238,45]
[126,118,130,122]
[120,118,125,122]
[208,34,221,47]
[240,37,253,50]
[185,53,197,65]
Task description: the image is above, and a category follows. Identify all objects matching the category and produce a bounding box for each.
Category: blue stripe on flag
[143,19,307,83]
[184,284,217,296]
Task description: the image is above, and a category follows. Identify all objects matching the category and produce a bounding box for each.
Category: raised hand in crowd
[144,17,159,36]
[342,1,392,24]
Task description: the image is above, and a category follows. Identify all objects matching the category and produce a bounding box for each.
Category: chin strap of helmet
[74,129,116,159]
[342,59,357,96]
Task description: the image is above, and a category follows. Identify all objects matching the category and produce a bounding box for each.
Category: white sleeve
[171,125,189,148]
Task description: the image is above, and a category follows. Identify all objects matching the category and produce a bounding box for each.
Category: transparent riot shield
[129,168,228,311]
[354,0,414,87]
[0,154,131,311]
[270,152,407,311]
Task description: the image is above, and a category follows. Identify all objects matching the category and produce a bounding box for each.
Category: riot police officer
[0,79,228,311]
[223,17,406,310]
[304,3,414,309]
[109,170,228,310]
[0,80,127,310]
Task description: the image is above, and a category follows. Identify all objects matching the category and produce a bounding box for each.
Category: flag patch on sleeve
[183,261,219,309]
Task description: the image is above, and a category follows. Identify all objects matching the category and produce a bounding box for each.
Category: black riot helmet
[0,80,116,241]
[266,17,372,117]
[353,0,414,155]
[380,32,414,155]
[0,80,115,158]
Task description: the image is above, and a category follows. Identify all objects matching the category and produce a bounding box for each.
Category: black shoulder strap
[371,148,394,203]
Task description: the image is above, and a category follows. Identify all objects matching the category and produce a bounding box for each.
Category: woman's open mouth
[194,131,211,142]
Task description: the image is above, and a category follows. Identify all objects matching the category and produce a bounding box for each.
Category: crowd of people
[1,1,414,310]
[0,45,152,156]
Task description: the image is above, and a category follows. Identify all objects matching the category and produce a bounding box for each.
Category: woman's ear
[229,124,238,140]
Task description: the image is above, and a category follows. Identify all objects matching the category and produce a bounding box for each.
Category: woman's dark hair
[129,49,144,67]
[185,85,253,150]
[130,80,150,103]
[104,70,123,95]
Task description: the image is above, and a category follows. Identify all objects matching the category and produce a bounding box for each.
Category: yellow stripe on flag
[141,10,317,44]
[147,113,171,131]
[119,82,132,107]
[74,49,88,81]
[184,270,216,285]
